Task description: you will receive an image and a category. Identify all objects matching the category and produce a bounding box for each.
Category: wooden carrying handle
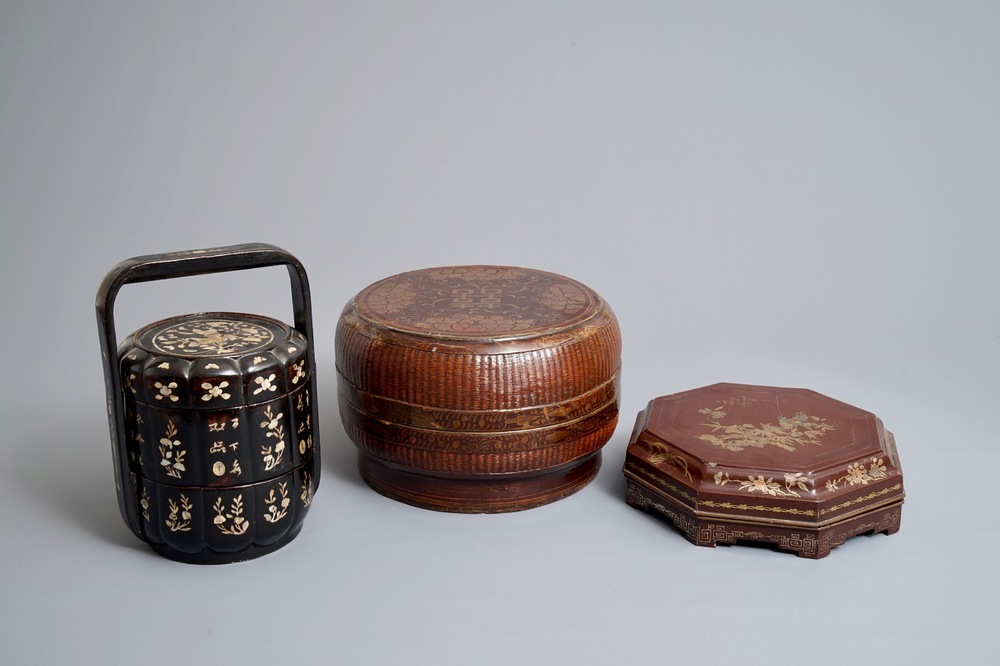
[95,243,320,538]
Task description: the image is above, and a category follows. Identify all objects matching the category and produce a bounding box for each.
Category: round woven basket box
[336,265,622,513]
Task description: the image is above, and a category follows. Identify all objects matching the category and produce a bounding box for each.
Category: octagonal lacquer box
[623,383,904,558]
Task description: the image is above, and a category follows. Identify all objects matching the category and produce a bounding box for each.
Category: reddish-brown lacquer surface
[623,383,904,558]
[337,266,622,512]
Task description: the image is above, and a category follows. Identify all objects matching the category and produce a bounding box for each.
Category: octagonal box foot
[359,452,601,513]
[626,479,901,559]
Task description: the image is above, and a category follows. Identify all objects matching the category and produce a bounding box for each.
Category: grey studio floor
[1,3,997,664]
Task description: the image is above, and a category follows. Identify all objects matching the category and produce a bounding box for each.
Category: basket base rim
[358,452,601,513]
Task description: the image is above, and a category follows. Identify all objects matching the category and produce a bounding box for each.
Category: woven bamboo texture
[335,265,622,511]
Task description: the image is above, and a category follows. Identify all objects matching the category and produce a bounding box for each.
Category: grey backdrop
[2,2,997,664]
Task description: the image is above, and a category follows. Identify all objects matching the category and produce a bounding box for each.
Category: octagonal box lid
[623,383,904,558]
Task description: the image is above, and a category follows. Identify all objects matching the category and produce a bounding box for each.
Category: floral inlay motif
[290,361,306,385]
[641,439,693,481]
[714,471,810,497]
[150,319,275,356]
[158,421,186,479]
[264,483,290,524]
[253,374,277,395]
[213,495,249,535]
[260,406,285,471]
[154,380,179,402]
[140,487,151,521]
[201,380,231,402]
[165,494,193,532]
[826,458,888,491]
[301,472,313,507]
[697,406,835,452]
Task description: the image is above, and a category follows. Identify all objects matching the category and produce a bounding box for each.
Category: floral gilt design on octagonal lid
[626,383,904,524]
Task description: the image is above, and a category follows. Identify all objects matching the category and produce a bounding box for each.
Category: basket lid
[119,312,310,409]
[351,265,601,342]
[336,266,621,412]
[624,383,905,527]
